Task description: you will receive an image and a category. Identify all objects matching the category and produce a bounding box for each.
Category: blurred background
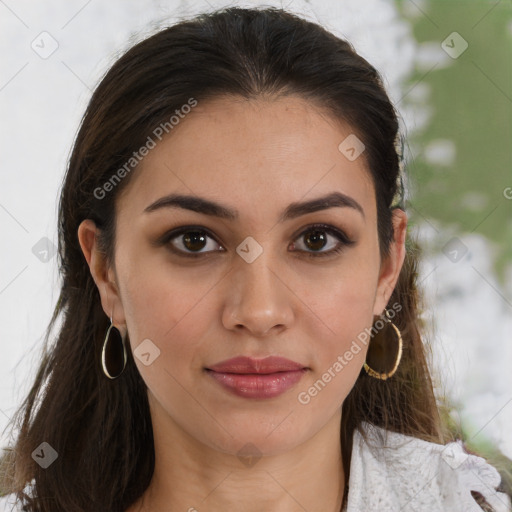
[1,0,511,479]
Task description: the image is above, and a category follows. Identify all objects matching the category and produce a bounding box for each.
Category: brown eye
[160,223,354,259]
[165,228,224,257]
[291,224,355,258]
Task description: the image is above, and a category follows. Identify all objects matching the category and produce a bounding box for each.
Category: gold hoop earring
[363,308,403,380]
[101,316,127,379]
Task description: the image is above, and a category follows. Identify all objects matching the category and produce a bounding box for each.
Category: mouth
[205,356,309,399]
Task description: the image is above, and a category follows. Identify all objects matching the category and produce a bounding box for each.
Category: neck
[127,394,345,512]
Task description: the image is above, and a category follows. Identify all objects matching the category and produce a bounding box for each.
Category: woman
[0,6,509,512]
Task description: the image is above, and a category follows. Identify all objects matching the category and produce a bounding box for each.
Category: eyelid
[159,223,355,258]
[289,223,353,245]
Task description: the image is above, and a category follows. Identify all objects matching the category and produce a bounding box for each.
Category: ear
[373,209,408,316]
[77,219,126,326]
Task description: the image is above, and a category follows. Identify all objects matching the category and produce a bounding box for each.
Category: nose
[221,248,294,337]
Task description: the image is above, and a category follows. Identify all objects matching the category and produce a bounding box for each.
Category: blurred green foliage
[396,0,512,283]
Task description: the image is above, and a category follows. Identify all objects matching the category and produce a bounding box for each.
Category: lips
[205,356,308,399]
[206,356,307,374]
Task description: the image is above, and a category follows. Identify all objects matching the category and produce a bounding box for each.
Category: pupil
[305,230,326,251]
[183,232,207,251]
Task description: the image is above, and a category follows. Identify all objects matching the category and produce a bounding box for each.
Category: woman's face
[81,95,406,456]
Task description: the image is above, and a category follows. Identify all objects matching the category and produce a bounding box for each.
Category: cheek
[121,275,215,382]
[119,265,213,422]
[304,246,381,337]
[295,249,380,405]
[116,238,216,341]
[300,283,374,402]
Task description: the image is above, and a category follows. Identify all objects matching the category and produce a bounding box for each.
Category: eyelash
[159,223,355,259]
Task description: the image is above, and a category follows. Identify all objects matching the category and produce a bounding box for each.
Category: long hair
[1,7,442,511]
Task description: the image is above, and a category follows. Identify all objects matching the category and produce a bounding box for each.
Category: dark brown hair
[1,6,442,511]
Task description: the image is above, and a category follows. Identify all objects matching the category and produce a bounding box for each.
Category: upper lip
[206,356,307,374]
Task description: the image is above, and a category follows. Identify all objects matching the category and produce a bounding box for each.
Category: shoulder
[345,421,511,512]
[0,481,34,512]
[0,492,22,512]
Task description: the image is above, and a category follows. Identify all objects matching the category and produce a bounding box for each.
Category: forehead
[116,95,376,224]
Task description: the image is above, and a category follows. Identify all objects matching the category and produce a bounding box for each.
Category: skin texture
[78,95,407,512]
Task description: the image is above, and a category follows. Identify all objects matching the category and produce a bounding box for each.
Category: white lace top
[345,422,511,511]
[1,422,510,511]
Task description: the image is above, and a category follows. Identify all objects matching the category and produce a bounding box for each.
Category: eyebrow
[143,191,365,222]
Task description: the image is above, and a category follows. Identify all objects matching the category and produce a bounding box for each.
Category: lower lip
[206,369,307,399]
